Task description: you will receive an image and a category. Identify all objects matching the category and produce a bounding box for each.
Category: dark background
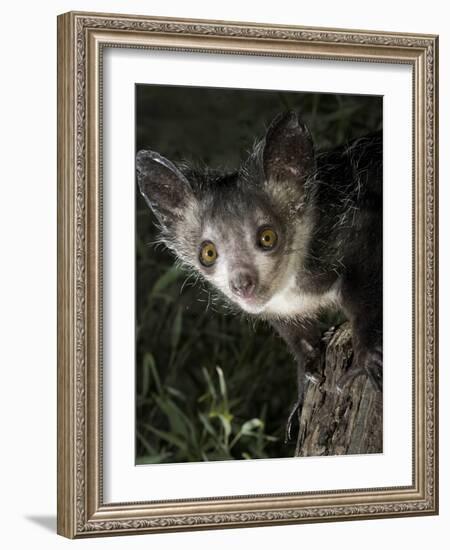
[135,84,382,464]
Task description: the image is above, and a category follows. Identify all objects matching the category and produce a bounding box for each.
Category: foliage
[137,359,277,464]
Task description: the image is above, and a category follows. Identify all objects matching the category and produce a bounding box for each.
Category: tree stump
[295,323,382,457]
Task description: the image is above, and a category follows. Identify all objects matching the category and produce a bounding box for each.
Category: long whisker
[180,273,196,294]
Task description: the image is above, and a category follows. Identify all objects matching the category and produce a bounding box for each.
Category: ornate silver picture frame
[57,11,438,538]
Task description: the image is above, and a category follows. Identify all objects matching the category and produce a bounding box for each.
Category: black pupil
[207,250,213,257]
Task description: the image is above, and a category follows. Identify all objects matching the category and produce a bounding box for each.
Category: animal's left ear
[263,111,315,184]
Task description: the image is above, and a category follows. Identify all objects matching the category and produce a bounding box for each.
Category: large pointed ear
[263,111,315,185]
[136,150,192,225]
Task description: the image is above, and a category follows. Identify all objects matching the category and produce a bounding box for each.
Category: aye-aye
[136,111,382,442]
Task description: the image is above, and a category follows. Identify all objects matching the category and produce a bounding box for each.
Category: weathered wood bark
[295,323,382,457]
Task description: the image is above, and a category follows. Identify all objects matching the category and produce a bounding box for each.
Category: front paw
[337,345,383,393]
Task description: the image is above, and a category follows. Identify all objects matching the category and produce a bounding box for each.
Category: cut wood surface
[295,323,382,457]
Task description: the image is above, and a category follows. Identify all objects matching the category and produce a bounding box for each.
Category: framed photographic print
[57,11,439,538]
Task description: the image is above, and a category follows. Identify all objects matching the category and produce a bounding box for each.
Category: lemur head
[136,111,316,316]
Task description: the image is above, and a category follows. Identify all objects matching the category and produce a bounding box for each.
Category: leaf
[136,430,156,456]
[241,418,263,436]
[209,411,233,443]
[143,353,161,394]
[217,414,232,440]
[230,418,264,449]
[151,266,183,295]
[143,423,188,451]
[153,394,193,439]
[201,367,217,402]
[215,366,228,408]
[171,307,183,349]
[140,355,151,398]
[166,386,186,401]
[198,412,219,438]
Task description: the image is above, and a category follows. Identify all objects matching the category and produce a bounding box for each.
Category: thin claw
[285,398,302,443]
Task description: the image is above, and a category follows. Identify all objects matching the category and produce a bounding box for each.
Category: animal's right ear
[136,150,192,225]
[263,111,315,185]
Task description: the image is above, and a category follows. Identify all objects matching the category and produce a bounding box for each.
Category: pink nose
[230,271,256,299]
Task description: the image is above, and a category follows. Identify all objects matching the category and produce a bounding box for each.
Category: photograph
[135,85,383,464]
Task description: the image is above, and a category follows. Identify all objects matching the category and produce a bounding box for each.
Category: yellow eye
[199,241,218,266]
[258,227,278,249]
